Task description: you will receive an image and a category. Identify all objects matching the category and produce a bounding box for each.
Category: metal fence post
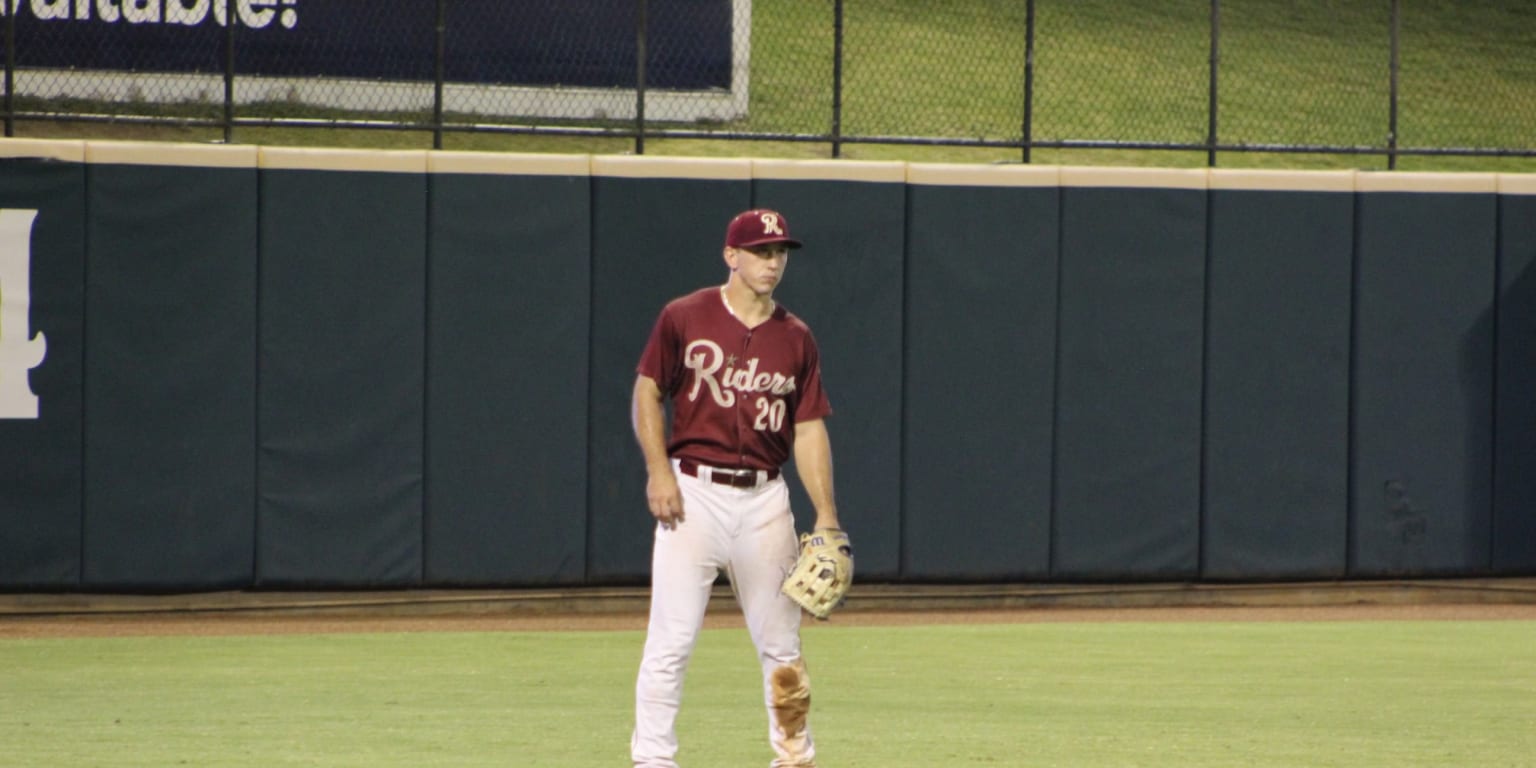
[635,0,648,155]
[433,0,446,150]
[832,0,844,158]
[1388,0,1400,170]
[4,0,15,138]
[223,0,235,144]
[1026,0,1038,162]
[1022,0,1035,163]
[1207,0,1220,167]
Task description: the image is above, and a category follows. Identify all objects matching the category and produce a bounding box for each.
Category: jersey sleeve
[636,304,682,394]
[793,330,833,423]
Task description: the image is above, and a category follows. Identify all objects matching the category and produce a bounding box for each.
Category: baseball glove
[780,528,854,620]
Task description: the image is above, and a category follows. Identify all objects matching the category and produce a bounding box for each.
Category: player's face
[732,244,790,294]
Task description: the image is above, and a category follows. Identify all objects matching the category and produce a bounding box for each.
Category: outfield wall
[1,140,1532,590]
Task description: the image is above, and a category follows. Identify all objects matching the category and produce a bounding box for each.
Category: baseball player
[631,208,841,768]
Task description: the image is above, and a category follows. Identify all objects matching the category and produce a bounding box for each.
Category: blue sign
[7,0,734,90]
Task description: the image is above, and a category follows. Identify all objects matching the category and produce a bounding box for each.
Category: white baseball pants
[632,459,814,768]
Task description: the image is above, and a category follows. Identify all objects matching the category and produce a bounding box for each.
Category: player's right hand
[647,471,685,530]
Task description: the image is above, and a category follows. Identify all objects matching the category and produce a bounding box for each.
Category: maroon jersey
[637,286,832,470]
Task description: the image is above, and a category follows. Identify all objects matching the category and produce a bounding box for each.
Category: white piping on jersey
[719,284,774,322]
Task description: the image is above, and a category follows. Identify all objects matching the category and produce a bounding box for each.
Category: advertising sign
[4,0,751,120]
[0,156,85,587]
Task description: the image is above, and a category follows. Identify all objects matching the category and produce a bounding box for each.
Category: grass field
[3,617,1533,767]
[10,0,1535,171]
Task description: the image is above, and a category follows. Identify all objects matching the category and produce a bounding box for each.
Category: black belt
[678,458,780,488]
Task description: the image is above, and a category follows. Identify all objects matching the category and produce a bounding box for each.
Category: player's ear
[723,246,739,270]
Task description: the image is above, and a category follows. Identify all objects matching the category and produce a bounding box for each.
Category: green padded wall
[1202,187,1352,579]
[1053,182,1206,580]
[82,162,258,588]
[424,169,591,585]
[1494,191,1536,572]
[256,165,427,586]
[1351,189,1496,576]
[0,157,85,588]
[902,180,1058,580]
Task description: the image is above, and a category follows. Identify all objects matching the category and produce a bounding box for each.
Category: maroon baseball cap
[725,209,803,250]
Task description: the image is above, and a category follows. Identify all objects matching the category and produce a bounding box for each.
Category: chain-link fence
[3,0,1533,166]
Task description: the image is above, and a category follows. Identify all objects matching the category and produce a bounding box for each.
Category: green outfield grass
[12,0,1536,171]
[3,618,1533,767]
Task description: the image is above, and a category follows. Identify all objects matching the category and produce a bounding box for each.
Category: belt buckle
[715,467,755,488]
